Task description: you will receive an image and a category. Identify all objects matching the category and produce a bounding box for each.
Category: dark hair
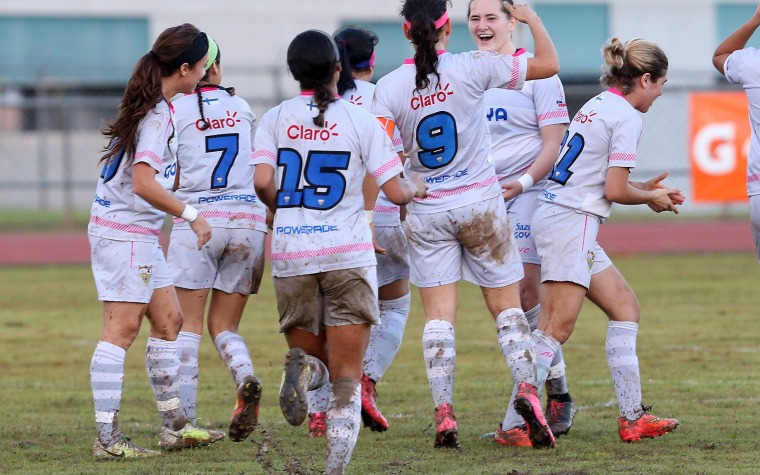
[401,0,450,91]
[196,46,236,131]
[101,23,208,163]
[287,29,340,127]
[466,0,511,20]
[333,26,378,96]
[600,38,668,94]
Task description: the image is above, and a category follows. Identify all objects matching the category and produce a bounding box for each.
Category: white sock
[326,379,361,475]
[176,331,201,420]
[607,321,643,420]
[533,329,561,391]
[308,382,332,414]
[496,308,536,385]
[90,341,125,446]
[422,319,456,408]
[363,293,410,382]
[524,304,540,331]
[214,330,254,386]
[146,337,185,430]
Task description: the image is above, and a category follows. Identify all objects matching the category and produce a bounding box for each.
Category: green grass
[0,210,90,233]
[1,254,759,474]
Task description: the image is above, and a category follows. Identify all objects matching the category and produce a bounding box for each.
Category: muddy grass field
[1,253,759,474]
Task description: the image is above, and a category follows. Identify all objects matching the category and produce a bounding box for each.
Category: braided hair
[195,47,236,131]
[401,0,450,92]
[287,29,340,127]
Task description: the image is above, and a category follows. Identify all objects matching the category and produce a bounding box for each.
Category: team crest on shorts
[586,250,595,271]
[138,265,153,285]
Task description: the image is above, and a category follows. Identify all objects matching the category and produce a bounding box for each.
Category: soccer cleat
[229,375,263,442]
[279,348,311,426]
[360,373,389,432]
[158,423,225,450]
[513,382,556,449]
[546,397,576,438]
[308,412,327,438]
[618,406,679,442]
[494,425,533,447]
[92,436,160,459]
[433,403,459,449]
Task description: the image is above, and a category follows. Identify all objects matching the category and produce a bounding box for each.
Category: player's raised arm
[713,2,760,74]
[505,2,559,80]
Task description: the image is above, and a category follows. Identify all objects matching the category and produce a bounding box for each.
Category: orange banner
[690,92,750,203]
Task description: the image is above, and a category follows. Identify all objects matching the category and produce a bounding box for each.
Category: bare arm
[253,164,277,215]
[713,3,760,74]
[501,123,566,200]
[605,167,679,213]
[380,174,428,205]
[507,2,559,80]
[132,162,210,248]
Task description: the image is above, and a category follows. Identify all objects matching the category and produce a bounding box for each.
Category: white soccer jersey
[724,47,760,197]
[539,89,641,219]
[88,99,177,241]
[373,50,528,213]
[251,93,403,278]
[171,87,267,231]
[485,49,569,181]
[342,79,403,226]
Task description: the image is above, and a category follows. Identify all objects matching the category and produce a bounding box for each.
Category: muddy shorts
[532,202,612,289]
[503,177,547,266]
[375,224,410,287]
[168,227,266,295]
[274,266,379,335]
[406,196,524,288]
[89,235,172,303]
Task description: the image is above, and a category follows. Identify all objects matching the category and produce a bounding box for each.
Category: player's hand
[505,2,539,24]
[266,209,275,230]
[642,171,685,210]
[370,222,386,255]
[647,188,680,214]
[501,181,521,201]
[189,215,212,249]
[408,173,429,199]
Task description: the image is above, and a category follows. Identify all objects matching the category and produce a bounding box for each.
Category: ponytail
[401,0,450,92]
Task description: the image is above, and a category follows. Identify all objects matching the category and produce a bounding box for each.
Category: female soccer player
[713,2,760,261]
[531,37,681,443]
[372,0,559,449]
[467,0,574,446]
[252,29,426,474]
[88,24,225,458]
[306,25,410,438]
[167,38,268,443]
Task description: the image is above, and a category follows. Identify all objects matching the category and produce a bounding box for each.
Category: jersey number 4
[276,149,350,210]
[549,131,585,185]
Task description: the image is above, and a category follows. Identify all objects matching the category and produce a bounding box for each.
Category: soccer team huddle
[85,0,760,472]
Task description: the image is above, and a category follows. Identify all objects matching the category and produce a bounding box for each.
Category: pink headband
[404,10,449,31]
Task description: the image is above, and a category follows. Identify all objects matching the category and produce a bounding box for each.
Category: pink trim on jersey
[252,149,277,163]
[271,242,374,261]
[392,137,404,147]
[374,205,400,213]
[130,241,134,268]
[415,175,498,201]
[135,150,162,167]
[371,157,402,179]
[404,50,447,64]
[90,216,161,236]
[581,214,589,251]
[609,153,636,162]
[608,88,624,97]
[537,110,570,122]
[513,48,527,57]
[748,174,760,183]
[173,211,266,224]
[507,56,520,90]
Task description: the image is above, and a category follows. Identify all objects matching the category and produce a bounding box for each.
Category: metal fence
[0,83,746,215]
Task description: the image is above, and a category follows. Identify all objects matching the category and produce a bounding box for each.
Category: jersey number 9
[416,111,458,169]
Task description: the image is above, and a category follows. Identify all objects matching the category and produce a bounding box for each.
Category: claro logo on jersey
[410,83,454,110]
[195,111,241,131]
[288,121,339,141]
[572,110,596,124]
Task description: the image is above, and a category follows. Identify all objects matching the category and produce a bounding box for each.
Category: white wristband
[517,174,534,192]
[180,205,199,223]
[364,209,374,225]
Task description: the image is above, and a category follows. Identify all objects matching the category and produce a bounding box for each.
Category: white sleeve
[533,75,570,127]
[608,115,642,169]
[474,50,528,91]
[251,108,278,168]
[360,114,403,187]
[725,48,760,86]
[134,116,171,171]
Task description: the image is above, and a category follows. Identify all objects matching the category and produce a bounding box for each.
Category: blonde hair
[600,38,668,94]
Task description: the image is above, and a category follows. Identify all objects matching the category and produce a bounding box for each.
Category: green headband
[204,37,219,70]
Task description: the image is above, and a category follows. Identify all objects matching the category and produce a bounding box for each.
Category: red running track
[0,219,754,266]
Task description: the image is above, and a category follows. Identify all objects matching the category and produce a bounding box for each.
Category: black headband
[164,32,209,70]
